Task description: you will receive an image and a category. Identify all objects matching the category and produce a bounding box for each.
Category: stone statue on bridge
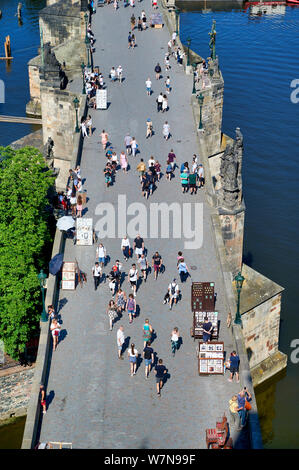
[218,127,244,210]
[43,136,59,176]
[208,20,217,61]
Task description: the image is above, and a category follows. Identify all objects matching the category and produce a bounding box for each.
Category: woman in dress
[101,129,109,151]
[86,115,92,136]
[115,288,127,315]
[128,343,138,376]
[130,137,138,157]
[76,194,83,218]
[162,95,168,113]
[119,151,128,173]
[171,327,180,357]
[50,318,61,351]
[143,318,153,348]
[146,118,153,138]
[106,299,118,331]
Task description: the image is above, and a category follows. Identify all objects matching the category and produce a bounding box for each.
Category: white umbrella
[56,216,75,231]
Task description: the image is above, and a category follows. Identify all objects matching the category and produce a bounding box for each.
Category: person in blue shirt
[228,350,240,383]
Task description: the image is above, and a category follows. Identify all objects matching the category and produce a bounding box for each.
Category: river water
[0,0,298,449]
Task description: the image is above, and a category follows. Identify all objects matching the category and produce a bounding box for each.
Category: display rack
[190,311,219,340]
[197,342,224,375]
[76,218,93,246]
[61,262,76,290]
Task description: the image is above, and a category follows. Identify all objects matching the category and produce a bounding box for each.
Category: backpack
[171,283,176,295]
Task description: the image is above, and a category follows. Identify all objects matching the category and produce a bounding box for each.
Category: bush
[0,146,55,359]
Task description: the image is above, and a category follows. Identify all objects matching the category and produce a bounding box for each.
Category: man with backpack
[154,63,162,80]
[143,342,154,378]
[164,279,180,310]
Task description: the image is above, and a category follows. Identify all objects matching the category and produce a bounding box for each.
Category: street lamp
[186,38,191,66]
[85,36,90,68]
[84,12,88,40]
[175,8,180,36]
[192,63,197,94]
[234,271,245,326]
[73,96,80,133]
[197,93,204,130]
[81,62,86,94]
[38,269,48,323]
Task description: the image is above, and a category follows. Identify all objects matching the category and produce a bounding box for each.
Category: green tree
[0,146,55,359]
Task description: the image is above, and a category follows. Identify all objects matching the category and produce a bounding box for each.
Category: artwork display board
[191,282,215,312]
[96,89,107,109]
[191,311,219,340]
[198,342,224,375]
[150,13,163,28]
[61,262,76,290]
[76,218,93,246]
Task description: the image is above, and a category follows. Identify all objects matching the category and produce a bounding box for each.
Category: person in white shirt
[130,137,138,157]
[198,163,205,188]
[162,95,168,113]
[165,279,180,310]
[148,156,156,169]
[121,236,131,261]
[117,326,125,359]
[163,121,170,140]
[117,65,123,83]
[110,67,117,81]
[145,78,152,96]
[128,263,139,297]
[172,31,177,46]
[96,242,107,268]
[137,254,148,282]
[171,327,180,356]
[92,262,102,291]
[128,343,138,376]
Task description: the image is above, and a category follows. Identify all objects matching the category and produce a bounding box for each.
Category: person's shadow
[177,336,183,351]
[123,336,131,354]
[151,330,157,344]
[135,304,141,318]
[59,329,68,343]
[46,390,55,409]
[136,354,143,373]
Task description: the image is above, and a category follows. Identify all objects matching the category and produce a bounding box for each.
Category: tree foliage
[0,146,55,359]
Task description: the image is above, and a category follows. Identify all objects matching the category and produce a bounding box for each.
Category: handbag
[245,400,252,411]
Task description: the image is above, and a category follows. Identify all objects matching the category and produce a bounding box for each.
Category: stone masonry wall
[200,77,224,157]
[0,368,35,420]
[242,294,282,369]
[219,210,245,275]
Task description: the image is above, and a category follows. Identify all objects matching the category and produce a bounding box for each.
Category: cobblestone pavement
[39,2,246,449]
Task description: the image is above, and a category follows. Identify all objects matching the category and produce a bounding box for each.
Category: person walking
[117,325,125,359]
[124,134,132,155]
[70,190,77,218]
[86,115,93,136]
[130,137,138,157]
[101,130,109,151]
[126,293,137,323]
[128,31,132,49]
[40,384,47,414]
[121,235,131,261]
[137,16,142,31]
[165,76,171,93]
[163,121,170,140]
[165,278,180,310]
[136,158,146,182]
[154,358,167,396]
[198,163,205,188]
[141,10,146,29]
[107,299,118,331]
[133,234,144,259]
[202,316,213,343]
[96,242,107,268]
[143,318,153,348]
[146,118,153,138]
[130,13,136,30]
[128,263,139,297]
[228,351,240,383]
[141,173,150,199]
[50,318,61,352]
[115,287,127,315]
[143,342,154,378]
[128,343,138,376]
[237,389,247,428]
[171,327,180,357]
[120,151,128,173]
[156,92,163,112]
[137,253,148,282]
[114,0,118,10]
[167,149,176,170]
[162,94,168,113]
[154,62,162,80]
[166,160,173,181]
[177,258,190,282]
[110,66,117,81]
[164,55,170,71]
[152,251,162,280]
[117,65,123,83]
[131,33,136,48]
[92,261,102,291]
[145,77,152,96]
[81,117,88,138]
[154,160,161,182]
